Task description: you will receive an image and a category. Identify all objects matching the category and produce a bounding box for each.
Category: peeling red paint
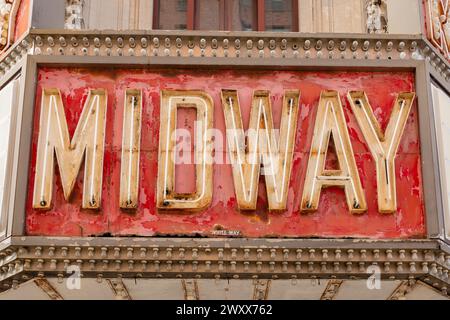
[25,68,426,239]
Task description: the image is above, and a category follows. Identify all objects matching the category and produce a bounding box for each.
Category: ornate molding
[0,237,447,297]
[31,32,419,61]
[0,30,450,83]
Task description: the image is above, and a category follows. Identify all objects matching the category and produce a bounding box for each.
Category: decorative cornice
[0,237,447,297]
[0,30,449,83]
[30,31,421,62]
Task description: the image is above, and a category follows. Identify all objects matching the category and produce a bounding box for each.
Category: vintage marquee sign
[26,68,425,238]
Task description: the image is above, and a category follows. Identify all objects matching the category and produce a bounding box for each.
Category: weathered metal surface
[25,67,424,238]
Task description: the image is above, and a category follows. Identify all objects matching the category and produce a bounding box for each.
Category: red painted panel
[25,68,425,238]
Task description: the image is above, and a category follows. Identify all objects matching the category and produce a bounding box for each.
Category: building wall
[298,0,365,33]
[387,0,421,34]
[60,0,423,34]
[82,0,153,30]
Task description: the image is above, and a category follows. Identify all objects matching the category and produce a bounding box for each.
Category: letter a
[301,90,366,214]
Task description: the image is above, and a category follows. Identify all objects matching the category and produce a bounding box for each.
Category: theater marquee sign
[25,68,425,239]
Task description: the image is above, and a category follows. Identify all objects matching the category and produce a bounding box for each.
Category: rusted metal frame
[416,61,445,239]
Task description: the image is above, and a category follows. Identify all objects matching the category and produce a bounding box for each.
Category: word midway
[32,88,415,214]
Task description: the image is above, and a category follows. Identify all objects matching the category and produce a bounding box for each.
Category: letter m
[33,89,107,210]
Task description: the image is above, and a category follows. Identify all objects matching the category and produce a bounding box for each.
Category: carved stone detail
[65,0,85,30]
[366,0,388,34]
[321,279,344,300]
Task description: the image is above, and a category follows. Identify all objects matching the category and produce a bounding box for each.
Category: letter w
[221,90,300,211]
[33,89,107,210]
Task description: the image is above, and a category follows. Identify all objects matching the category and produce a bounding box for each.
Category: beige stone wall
[298,0,365,33]
[83,0,153,30]
[386,0,421,34]
[298,0,422,34]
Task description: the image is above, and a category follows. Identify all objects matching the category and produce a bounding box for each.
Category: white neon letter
[348,91,415,213]
[120,90,143,209]
[33,89,107,210]
[221,90,300,211]
[301,90,366,214]
[157,90,214,211]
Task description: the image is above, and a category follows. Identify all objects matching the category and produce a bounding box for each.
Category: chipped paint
[25,68,425,239]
